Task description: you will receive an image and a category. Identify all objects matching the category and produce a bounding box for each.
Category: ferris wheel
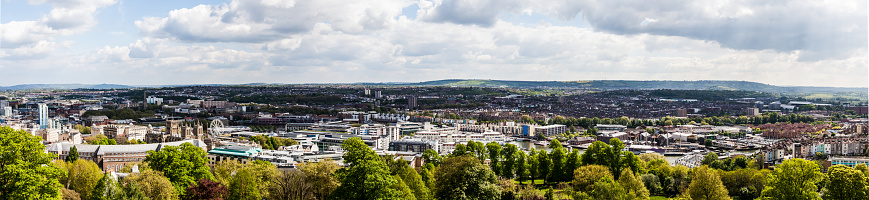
[209,119,224,139]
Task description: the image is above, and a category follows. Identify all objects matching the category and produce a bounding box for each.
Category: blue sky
[1,0,866,87]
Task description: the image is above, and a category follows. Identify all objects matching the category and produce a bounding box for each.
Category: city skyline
[1,0,867,87]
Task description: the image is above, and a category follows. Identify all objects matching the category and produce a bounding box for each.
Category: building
[46,139,206,172]
[389,139,438,153]
[38,103,48,129]
[92,124,149,140]
[535,124,567,136]
[830,157,869,167]
[207,145,264,165]
[85,116,110,126]
[597,132,630,143]
[408,96,418,109]
[2,106,11,116]
[145,120,204,143]
[676,108,688,118]
[595,124,627,132]
[146,96,163,105]
[375,91,383,99]
[744,108,760,116]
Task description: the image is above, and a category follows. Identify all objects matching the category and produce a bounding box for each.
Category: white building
[535,124,567,136]
[146,96,163,105]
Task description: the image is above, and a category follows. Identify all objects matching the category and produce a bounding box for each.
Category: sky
[1,0,867,87]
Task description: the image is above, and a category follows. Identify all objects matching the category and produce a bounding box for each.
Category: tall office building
[0,100,8,108]
[1,107,11,116]
[408,96,418,109]
[39,103,49,129]
[375,91,383,99]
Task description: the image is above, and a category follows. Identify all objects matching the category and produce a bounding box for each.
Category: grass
[514,179,545,185]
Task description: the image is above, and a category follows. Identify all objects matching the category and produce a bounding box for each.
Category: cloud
[136,0,413,43]
[417,0,524,27]
[563,0,867,60]
[0,0,115,59]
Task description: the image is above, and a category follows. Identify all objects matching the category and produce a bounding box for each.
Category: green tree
[688,166,730,200]
[565,149,580,182]
[0,126,65,200]
[397,166,431,200]
[618,168,650,200]
[590,176,626,200]
[548,140,566,182]
[761,158,824,200]
[515,150,529,182]
[639,174,661,195]
[705,139,714,147]
[299,159,340,200]
[145,142,215,194]
[573,165,612,192]
[581,141,611,167]
[823,165,869,200]
[229,168,261,200]
[608,138,625,179]
[486,142,502,175]
[66,146,79,162]
[123,170,178,200]
[501,144,518,178]
[63,159,104,200]
[537,150,551,182]
[422,149,442,167]
[434,156,501,200]
[702,152,719,166]
[90,173,123,200]
[331,137,403,199]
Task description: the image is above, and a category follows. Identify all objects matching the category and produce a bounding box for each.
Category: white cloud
[0,0,116,59]
[1,0,865,88]
[136,0,413,43]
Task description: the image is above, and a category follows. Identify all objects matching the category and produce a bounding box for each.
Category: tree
[548,140,566,182]
[572,165,612,192]
[486,142,502,175]
[0,126,65,200]
[618,168,650,200]
[90,173,123,200]
[229,168,260,200]
[608,138,625,179]
[761,158,824,200]
[63,159,103,200]
[565,149,580,182]
[501,144,518,178]
[515,150,529,182]
[123,170,178,200]
[266,170,312,200]
[396,166,431,200]
[639,174,661,195]
[145,142,215,194]
[581,141,611,167]
[422,149,442,167]
[434,156,501,200]
[185,178,228,200]
[702,152,719,166]
[331,137,403,199]
[705,139,714,147]
[66,146,79,162]
[537,150,551,182]
[299,159,340,200]
[688,166,730,200]
[823,165,869,200]
[590,176,626,200]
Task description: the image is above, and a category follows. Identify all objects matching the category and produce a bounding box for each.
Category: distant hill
[0,84,136,90]
[402,79,867,94]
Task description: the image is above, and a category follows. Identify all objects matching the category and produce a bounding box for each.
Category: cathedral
[145,120,205,143]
